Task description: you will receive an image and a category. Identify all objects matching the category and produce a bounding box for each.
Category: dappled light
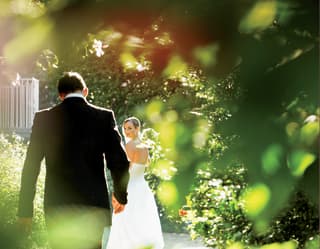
[125,35,144,48]
[153,159,176,180]
[154,32,173,46]
[120,52,138,70]
[3,0,45,17]
[192,119,210,149]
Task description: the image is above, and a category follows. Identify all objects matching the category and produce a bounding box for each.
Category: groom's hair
[57,72,87,94]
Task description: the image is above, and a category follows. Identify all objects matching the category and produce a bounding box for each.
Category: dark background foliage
[0,0,318,248]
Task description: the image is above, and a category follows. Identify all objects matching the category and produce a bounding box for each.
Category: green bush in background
[0,134,48,249]
[183,165,319,249]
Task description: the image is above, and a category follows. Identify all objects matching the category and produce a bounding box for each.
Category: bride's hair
[122,116,141,143]
[123,116,141,129]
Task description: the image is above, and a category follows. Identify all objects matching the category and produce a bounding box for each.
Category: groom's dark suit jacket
[18,96,130,219]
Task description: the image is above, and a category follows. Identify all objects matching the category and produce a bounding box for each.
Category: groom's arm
[103,110,130,205]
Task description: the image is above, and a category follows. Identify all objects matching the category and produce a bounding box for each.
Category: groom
[17,72,130,249]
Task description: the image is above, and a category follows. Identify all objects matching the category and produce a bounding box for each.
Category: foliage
[200,0,319,232]
[183,166,319,249]
[32,24,202,117]
[182,165,252,248]
[266,192,318,248]
[0,134,25,223]
[0,133,48,249]
[142,127,186,233]
[0,0,318,248]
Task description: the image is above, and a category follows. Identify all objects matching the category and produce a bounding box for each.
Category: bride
[105,116,164,249]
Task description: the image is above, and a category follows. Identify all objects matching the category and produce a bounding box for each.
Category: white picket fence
[0,77,39,135]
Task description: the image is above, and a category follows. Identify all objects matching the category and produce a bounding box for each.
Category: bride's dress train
[105,163,164,249]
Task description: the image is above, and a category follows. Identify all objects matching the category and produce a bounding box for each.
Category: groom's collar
[64,92,85,100]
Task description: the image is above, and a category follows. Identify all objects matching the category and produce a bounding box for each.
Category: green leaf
[241,183,271,218]
[261,144,283,175]
[300,116,319,146]
[287,150,316,177]
[162,55,188,79]
[239,0,277,33]
[193,43,219,68]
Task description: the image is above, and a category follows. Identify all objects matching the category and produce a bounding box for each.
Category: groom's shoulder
[35,107,52,116]
[87,102,114,115]
[37,104,61,114]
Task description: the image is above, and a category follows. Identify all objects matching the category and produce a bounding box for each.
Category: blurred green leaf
[193,43,219,68]
[239,0,277,33]
[300,116,319,146]
[162,55,188,79]
[157,181,178,207]
[146,100,164,123]
[241,183,271,218]
[285,122,299,141]
[261,144,283,175]
[120,51,138,70]
[287,150,316,177]
[158,120,177,149]
[4,17,53,64]
[0,0,11,17]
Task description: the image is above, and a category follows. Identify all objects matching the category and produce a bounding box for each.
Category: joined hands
[112,193,125,214]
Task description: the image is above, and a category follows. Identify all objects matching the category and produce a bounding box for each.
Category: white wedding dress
[105,163,164,249]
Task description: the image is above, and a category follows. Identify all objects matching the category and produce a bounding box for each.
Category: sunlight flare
[4,18,53,64]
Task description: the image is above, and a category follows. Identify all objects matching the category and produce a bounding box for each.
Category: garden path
[163,233,210,249]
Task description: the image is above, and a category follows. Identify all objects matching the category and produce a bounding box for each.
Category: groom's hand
[112,194,125,214]
[114,203,125,214]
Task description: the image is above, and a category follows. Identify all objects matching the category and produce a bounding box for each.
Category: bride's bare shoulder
[136,142,149,150]
[125,140,136,148]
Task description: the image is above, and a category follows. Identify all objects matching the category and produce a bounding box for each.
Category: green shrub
[265,191,319,248]
[182,165,255,248]
[183,165,319,249]
[142,127,186,233]
[0,133,48,249]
